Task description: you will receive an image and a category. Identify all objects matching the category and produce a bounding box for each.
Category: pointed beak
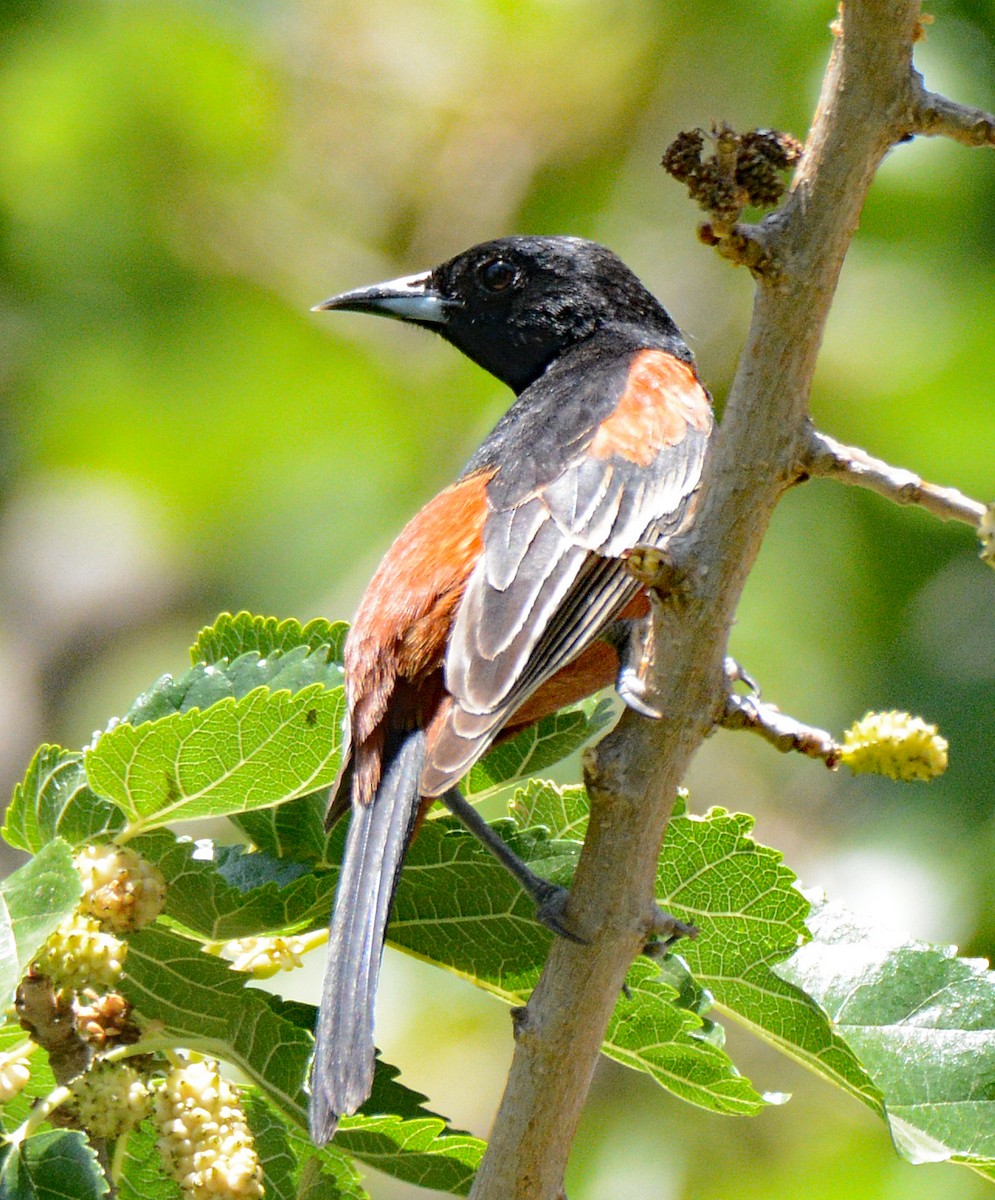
[311,270,453,326]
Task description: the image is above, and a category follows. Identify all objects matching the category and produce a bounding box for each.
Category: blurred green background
[1,1,993,1195]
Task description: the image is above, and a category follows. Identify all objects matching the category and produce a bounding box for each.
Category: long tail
[309,729,426,1145]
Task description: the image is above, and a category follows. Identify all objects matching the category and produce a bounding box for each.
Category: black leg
[438,788,585,942]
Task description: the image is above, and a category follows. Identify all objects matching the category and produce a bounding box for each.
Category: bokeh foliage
[0,1,993,1197]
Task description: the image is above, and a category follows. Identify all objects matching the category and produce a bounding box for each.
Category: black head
[314,236,685,394]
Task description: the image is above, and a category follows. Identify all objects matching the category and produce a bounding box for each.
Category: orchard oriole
[309,236,713,1144]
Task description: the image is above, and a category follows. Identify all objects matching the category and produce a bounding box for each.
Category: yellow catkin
[840,711,948,781]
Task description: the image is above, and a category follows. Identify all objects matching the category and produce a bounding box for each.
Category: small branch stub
[721,693,840,766]
[912,84,995,148]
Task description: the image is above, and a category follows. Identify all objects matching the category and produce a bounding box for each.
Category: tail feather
[309,729,425,1145]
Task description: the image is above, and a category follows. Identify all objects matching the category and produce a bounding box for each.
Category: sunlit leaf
[190,612,348,668]
[85,685,343,835]
[0,840,81,1005]
[776,894,995,1171]
[2,746,123,855]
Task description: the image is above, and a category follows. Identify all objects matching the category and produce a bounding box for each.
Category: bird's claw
[724,655,760,697]
[618,667,664,719]
[642,906,698,957]
[603,618,664,719]
[534,882,587,944]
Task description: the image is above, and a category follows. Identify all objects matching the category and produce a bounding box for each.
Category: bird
[308,235,714,1145]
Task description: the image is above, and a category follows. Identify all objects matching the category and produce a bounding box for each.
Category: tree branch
[469,4,972,1196]
[801,426,987,527]
[720,693,839,766]
[910,81,995,147]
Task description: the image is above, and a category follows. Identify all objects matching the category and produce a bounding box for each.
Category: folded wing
[421,346,713,795]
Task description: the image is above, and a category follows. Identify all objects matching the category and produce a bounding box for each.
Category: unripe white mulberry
[75,845,166,933]
[154,1060,264,1200]
[216,935,307,978]
[68,1062,151,1140]
[0,1045,33,1103]
[33,913,126,991]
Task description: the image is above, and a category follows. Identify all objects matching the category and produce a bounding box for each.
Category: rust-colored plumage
[589,349,712,464]
[344,469,493,807]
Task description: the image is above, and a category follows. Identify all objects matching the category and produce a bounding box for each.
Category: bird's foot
[601,618,664,719]
[533,881,587,944]
[724,655,760,697]
[617,663,664,719]
[642,905,698,958]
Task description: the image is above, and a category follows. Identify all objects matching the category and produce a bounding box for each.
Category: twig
[720,693,840,766]
[802,426,986,527]
[469,5,980,1197]
[910,81,995,147]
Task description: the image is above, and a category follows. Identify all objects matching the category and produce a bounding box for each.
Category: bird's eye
[477,258,519,293]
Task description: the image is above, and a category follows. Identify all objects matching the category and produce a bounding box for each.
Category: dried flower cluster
[662,124,802,221]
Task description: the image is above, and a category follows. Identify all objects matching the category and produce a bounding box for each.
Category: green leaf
[333,1115,483,1197]
[120,925,313,1123]
[391,795,766,1117]
[132,829,336,940]
[248,1094,482,1200]
[0,840,81,1005]
[122,646,345,727]
[502,789,871,1114]
[243,1092,298,1200]
[776,895,995,1171]
[231,791,335,866]
[190,612,348,667]
[251,1082,481,1200]
[661,808,882,1113]
[117,1121,180,1200]
[604,957,771,1115]
[295,1150,370,1200]
[2,746,124,855]
[464,699,614,798]
[388,815,578,999]
[85,685,344,836]
[0,1130,108,1200]
[508,779,590,841]
[388,789,869,1120]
